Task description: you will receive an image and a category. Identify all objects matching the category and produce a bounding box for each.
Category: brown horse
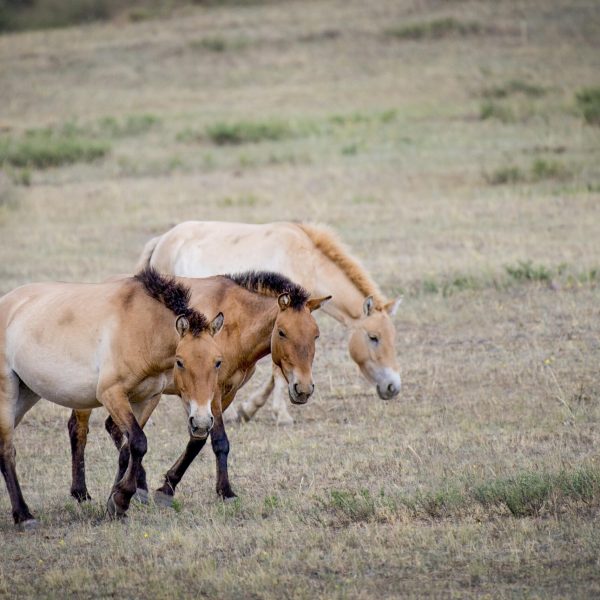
[0,269,224,528]
[68,270,330,506]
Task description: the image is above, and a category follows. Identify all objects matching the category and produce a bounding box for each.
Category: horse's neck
[232,300,275,366]
[311,253,366,326]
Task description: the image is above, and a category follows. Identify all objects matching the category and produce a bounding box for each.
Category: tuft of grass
[505,260,552,283]
[97,114,161,137]
[575,87,600,126]
[486,165,526,185]
[206,120,293,145]
[530,158,570,181]
[0,130,109,169]
[480,100,514,123]
[217,193,261,208]
[320,489,397,524]
[385,17,482,41]
[481,79,546,99]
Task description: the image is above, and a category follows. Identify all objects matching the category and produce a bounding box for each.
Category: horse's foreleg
[271,368,294,426]
[0,370,36,528]
[68,409,92,502]
[154,436,207,506]
[232,373,275,423]
[105,394,161,504]
[211,413,236,500]
[101,387,147,518]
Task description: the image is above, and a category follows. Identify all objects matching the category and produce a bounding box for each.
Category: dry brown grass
[1,0,599,597]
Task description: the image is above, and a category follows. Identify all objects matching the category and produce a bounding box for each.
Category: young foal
[0,270,223,528]
[68,270,330,506]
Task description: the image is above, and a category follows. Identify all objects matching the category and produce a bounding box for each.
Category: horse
[137,220,402,425]
[0,268,224,528]
[68,270,330,507]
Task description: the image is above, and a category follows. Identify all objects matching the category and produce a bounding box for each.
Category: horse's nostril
[388,383,395,394]
[209,416,215,429]
[310,383,315,395]
[294,383,301,395]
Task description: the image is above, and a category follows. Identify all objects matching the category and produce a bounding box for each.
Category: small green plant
[341,143,359,155]
[385,18,482,40]
[575,87,600,125]
[482,79,546,99]
[480,100,514,123]
[98,114,160,137]
[218,193,260,207]
[505,260,552,283]
[206,120,292,145]
[530,158,569,181]
[325,489,377,523]
[486,166,525,185]
[473,472,552,517]
[0,130,109,169]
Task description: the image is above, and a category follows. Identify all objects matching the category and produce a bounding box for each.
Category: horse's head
[173,312,224,439]
[271,293,331,404]
[349,296,401,400]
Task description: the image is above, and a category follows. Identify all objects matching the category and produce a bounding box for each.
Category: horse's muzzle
[376,381,400,400]
[288,382,314,405]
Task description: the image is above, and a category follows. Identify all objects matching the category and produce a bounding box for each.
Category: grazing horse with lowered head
[137,220,402,425]
[0,269,224,528]
[68,269,330,506]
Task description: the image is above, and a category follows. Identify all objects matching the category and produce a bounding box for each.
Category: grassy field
[1,0,600,597]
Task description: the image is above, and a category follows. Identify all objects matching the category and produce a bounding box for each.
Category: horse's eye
[315,334,320,340]
[278,330,287,339]
[368,334,379,344]
[215,360,222,369]
[176,359,184,369]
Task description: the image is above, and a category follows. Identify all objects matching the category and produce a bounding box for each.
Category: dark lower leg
[156,437,207,497]
[110,419,147,515]
[0,439,34,524]
[211,417,235,499]
[68,410,92,502]
[105,415,147,490]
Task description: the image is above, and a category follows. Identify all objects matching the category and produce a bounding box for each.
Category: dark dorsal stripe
[225,270,309,310]
[134,267,208,335]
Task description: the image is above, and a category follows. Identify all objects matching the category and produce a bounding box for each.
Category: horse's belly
[12,350,100,409]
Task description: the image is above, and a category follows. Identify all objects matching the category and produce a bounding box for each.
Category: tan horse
[68,270,330,506]
[0,269,224,528]
[138,221,402,425]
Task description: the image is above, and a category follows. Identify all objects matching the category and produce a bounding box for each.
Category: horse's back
[149,221,314,280]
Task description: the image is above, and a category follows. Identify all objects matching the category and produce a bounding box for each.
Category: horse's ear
[306,295,332,312]
[209,312,224,337]
[278,293,291,311]
[363,296,374,317]
[384,297,402,317]
[175,315,190,337]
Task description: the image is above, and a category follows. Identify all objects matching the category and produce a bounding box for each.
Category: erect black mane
[224,270,310,310]
[134,267,208,335]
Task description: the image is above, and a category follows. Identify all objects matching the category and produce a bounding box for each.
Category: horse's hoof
[276,415,294,427]
[107,493,127,519]
[223,496,238,504]
[17,518,39,531]
[133,488,149,505]
[71,490,92,503]
[154,490,175,508]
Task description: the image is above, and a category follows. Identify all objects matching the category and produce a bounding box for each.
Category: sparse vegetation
[385,17,482,40]
[487,159,570,185]
[0,129,109,169]
[575,87,600,125]
[505,260,552,283]
[486,165,525,185]
[97,114,161,137]
[206,120,293,145]
[481,79,546,99]
[480,100,515,122]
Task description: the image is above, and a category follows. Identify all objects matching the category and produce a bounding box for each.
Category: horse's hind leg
[0,370,36,528]
[68,410,92,502]
[228,373,275,423]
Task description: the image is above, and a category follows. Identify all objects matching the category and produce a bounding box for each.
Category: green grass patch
[575,87,600,126]
[481,79,546,99]
[206,120,293,145]
[189,36,248,52]
[530,158,570,181]
[217,193,261,207]
[486,166,526,185]
[480,100,515,123]
[0,129,109,169]
[385,17,482,41]
[487,159,570,185]
[97,114,161,137]
[505,260,552,283]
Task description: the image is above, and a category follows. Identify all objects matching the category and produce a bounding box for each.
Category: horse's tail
[135,235,161,270]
